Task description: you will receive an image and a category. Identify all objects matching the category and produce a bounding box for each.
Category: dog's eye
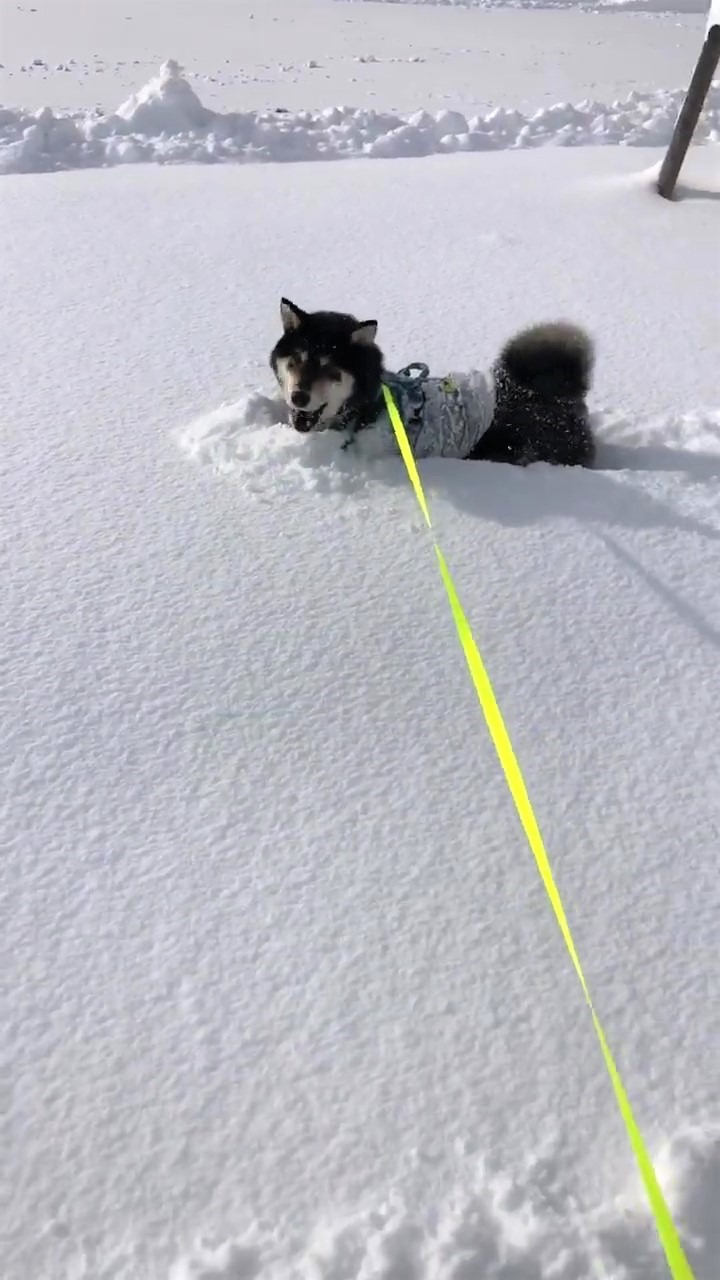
[325,366,342,381]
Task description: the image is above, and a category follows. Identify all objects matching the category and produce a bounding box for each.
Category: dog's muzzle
[290,403,327,432]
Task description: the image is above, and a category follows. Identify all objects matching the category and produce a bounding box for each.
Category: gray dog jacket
[373,363,496,458]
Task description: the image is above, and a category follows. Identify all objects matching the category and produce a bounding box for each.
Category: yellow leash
[381,383,694,1280]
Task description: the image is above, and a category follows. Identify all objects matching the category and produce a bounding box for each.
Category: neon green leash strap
[381,383,694,1280]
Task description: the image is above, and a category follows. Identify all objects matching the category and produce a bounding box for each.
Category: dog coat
[374,364,496,459]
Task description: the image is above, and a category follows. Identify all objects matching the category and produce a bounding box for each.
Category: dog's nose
[291,390,310,408]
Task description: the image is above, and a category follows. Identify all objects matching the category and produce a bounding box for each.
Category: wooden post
[657,23,720,200]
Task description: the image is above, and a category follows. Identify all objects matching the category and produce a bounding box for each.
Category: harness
[334,363,494,460]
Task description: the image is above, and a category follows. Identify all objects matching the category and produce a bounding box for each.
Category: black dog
[271,298,595,466]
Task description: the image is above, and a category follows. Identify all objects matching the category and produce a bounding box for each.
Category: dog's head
[270,298,383,432]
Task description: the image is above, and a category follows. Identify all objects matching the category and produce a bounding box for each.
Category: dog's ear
[351,321,378,347]
[280,298,305,332]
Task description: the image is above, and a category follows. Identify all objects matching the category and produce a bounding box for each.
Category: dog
[270,298,595,466]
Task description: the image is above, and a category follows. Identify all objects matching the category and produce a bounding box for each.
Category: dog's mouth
[290,403,327,433]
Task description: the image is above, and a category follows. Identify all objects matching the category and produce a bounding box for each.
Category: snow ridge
[2,58,719,174]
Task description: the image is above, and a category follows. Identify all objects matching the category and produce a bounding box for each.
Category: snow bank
[1,58,718,174]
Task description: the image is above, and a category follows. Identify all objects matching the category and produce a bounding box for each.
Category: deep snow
[2,3,720,1280]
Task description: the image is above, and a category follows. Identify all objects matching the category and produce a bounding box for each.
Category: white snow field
[2,2,720,1279]
[0,0,713,121]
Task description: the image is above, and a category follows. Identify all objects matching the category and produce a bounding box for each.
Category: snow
[3,3,720,1280]
[356,0,709,10]
[3,57,719,172]
[0,0,710,118]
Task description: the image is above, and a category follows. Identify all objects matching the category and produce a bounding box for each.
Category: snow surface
[3,3,720,1280]
[0,0,710,119]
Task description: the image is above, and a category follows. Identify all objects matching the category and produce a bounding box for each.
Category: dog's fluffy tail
[498,322,594,400]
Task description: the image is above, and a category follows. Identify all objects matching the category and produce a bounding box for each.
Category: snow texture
[2,58,719,173]
[2,3,720,1280]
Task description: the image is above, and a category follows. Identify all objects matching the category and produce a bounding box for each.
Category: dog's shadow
[363,417,720,545]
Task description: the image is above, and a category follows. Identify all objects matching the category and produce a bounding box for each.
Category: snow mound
[167,1127,720,1280]
[115,57,214,134]
[1,59,719,173]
